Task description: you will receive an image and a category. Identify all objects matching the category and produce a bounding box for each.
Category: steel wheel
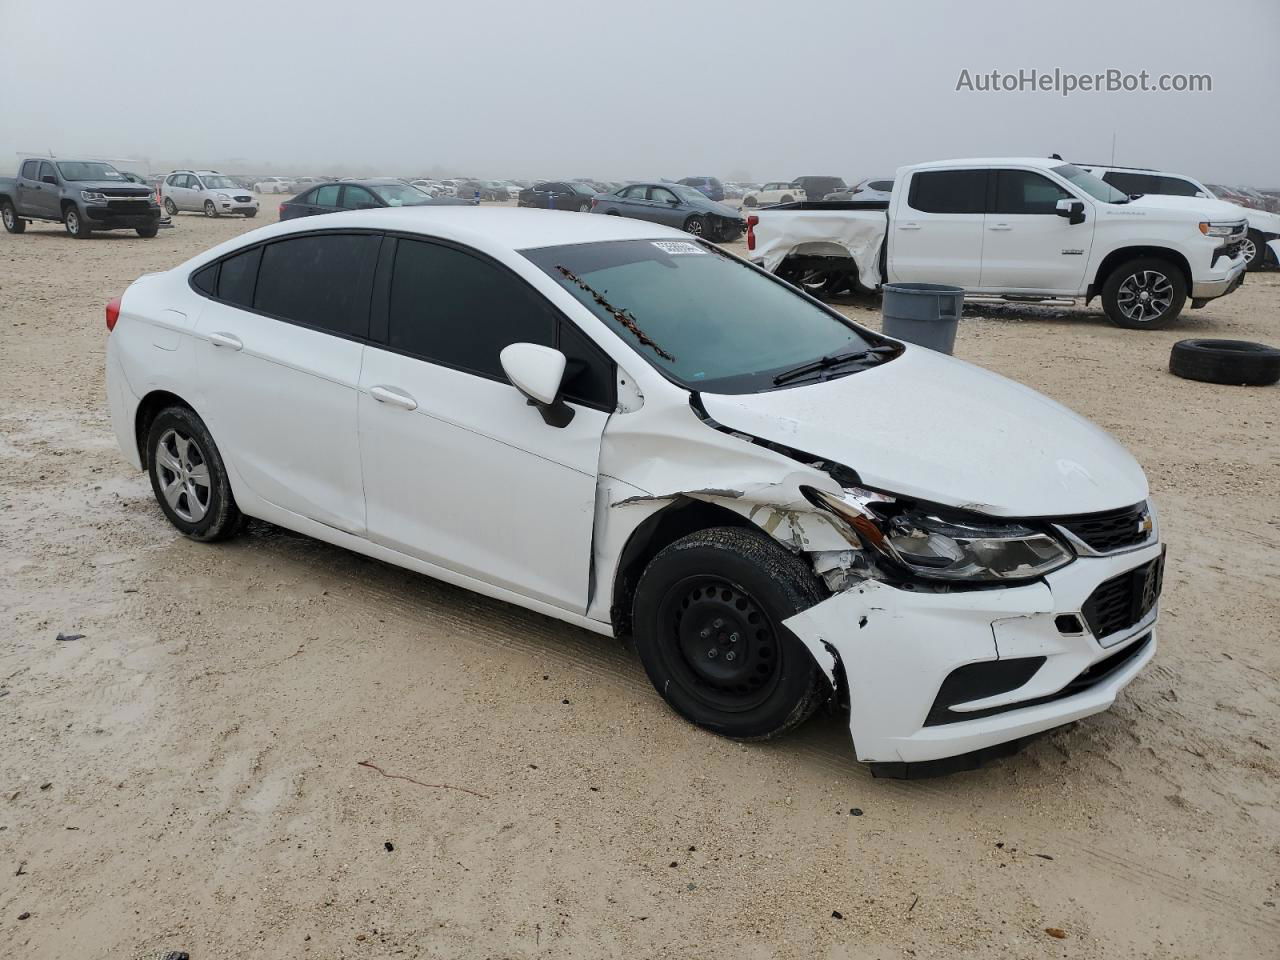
[656,576,783,713]
[1116,269,1174,324]
[154,428,211,523]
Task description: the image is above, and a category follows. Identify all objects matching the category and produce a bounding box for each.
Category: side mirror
[499,343,574,428]
[1055,198,1086,225]
[42,175,57,185]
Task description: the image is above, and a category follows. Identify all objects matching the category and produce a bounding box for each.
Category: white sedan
[253,177,294,194]
[103,207,1162,776]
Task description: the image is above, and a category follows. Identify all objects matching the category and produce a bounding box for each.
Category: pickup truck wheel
[1169,339,1280,386]
[1,201,24,233]
[1102,258,1186,330]
[64,205,92,238]
[146,406,244,542]
[683,215,705,237]
[203,200,219,218]
[1242,230,1270,271]
[632,526,828,741]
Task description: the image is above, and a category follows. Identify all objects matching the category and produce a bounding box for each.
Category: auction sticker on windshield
[651,240,707,255]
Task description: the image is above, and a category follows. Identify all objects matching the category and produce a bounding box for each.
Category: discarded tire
[1169,339,1280,386]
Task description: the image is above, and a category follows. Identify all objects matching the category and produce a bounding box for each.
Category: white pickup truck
[746,157,1249,329]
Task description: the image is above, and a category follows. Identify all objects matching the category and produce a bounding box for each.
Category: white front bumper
[784,541,1162,767]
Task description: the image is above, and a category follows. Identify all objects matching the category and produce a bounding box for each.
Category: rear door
[192,231,378,533]
[16,160,41,215]
[358,236,613,611]
[888,168,987,288]
[34,162,61,218]
[979,168,1093,293]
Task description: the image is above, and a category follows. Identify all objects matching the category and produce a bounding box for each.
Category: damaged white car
[105,207,1164,777]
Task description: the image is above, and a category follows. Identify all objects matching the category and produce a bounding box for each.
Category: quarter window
[387,239,555,379]
[992,170,1072,214]
[907,169,987,214]
[254,234,380,338]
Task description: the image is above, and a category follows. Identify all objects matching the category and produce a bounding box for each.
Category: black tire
[146,406,244,542]
[244,209,257,218]
[1101,257,1187,330]
[578,201,591,212]
[780,194,794,204]
[163,197,178,216]
[632,526,828,741]
[720,226,742,243]
[204,200,218,218]
[1169,339,1280,386]
[136,226,158,238]
[64,205,92,238]
[743,195,757,208]
[1243,229,1271,271]
[683,215,705,238]
[2,200,24,233]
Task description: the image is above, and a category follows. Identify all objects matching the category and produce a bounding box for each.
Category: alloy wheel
[2,206,13,229]
[686,217,703,237]
[1116,270,1173,324]
[154,428,211,523]
[1239,236,1257,265]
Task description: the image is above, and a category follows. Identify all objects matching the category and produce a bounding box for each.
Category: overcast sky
[2,0,1277,185]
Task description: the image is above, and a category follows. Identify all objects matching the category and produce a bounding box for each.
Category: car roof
[238,206,692,252]
[910,157,1067,171]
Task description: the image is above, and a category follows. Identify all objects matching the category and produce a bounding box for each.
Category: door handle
[988,223,1012,231]
[898,222,921,230]
[208,331,243,350]
[370,385,418,411]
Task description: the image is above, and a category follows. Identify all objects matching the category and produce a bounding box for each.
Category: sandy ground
[1,200,1278,960]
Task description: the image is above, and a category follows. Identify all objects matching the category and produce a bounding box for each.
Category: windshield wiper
[772,346,896,385]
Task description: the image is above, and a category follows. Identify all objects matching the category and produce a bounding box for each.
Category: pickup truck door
[888,168,986,288]
[31,162,62,219]
[978,169,1093,293]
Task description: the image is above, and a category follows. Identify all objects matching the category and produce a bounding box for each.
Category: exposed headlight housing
[805,487,1074,583]
[81,190,107,202]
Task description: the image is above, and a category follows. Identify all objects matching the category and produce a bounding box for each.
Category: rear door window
[21,160,37,180]
[313,184,340,206]
[254,233,380,338]
[386,238,555,379]
[907,169,988,214]
[217,246,262,306]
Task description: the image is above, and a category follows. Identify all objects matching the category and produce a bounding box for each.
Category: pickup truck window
[1051,164,1128,203]
[20,160,37,180]
[523,239,875,394]
[908,170,987,214]
[39,161,58,183]
[55,161,123,181]
[993,170,1072,214]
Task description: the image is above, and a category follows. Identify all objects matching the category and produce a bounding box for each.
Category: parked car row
[279,179,477,220]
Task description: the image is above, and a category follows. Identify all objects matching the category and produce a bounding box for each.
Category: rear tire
[146,406,244,542]
[632,526,828,741]
[780,194,795,203]
[64,205,92,238]
[1101,257,1186,330]
[1,201,24,233]
[136,226,158,238]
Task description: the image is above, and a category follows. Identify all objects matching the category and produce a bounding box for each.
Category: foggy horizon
[2,0,1277,187]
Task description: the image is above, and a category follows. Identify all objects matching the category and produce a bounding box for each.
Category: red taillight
[746,215,759,251]
[105,296,122,332]
[278,203,286,218]
[591,197,598,208]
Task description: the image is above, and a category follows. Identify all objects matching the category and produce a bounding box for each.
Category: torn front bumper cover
[783,540,1161,771]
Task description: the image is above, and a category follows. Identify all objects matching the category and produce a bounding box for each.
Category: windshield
[201,175,239,189]
[56,161,124,182]
[522,240,878,393]
[1052,164,1128,203]
[370,182,433,206]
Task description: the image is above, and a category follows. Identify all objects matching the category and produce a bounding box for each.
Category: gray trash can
[881,283,964,354]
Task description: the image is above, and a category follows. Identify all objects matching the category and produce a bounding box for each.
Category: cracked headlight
[805,488,1073,583]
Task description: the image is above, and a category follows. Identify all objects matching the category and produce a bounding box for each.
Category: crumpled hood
[699,346,1148,518]
[1126,193,1246,222]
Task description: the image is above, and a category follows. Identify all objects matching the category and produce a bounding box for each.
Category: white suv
[162,171,259,218]
[104,207,1162,776]
[742,181,806,207]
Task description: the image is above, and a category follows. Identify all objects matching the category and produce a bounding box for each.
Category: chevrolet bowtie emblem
[1137,513,1153,535]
